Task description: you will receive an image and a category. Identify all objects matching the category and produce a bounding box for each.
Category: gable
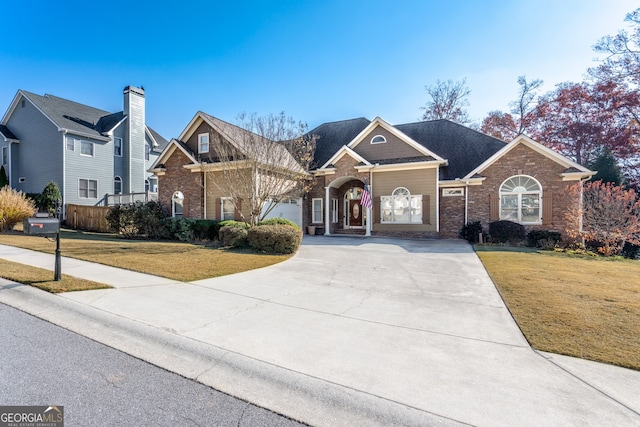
[351,124,427,162]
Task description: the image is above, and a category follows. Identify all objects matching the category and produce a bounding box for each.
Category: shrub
[248,224,302,254]
[489,220,526,243]
[219,225,249,248]
[106,204,139,237]
[258,217,300,229]
[39,182,62,216]
[165,218,194,242]
[218,220,250,229]
[622,242,640,260]
[459,221,485,243]
[0,187,36,231]
[192,220,220,240]
[106,201,170,239]
[526,230,563,249]
[0,165,8,188]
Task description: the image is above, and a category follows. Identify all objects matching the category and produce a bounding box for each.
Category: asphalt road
[0,303,306,427]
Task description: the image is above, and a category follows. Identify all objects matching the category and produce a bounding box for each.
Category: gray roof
[18,90,167,144]
[0,124,17,140]
[308,117,506,180]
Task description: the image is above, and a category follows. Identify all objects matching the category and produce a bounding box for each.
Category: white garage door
[262,198,303,228]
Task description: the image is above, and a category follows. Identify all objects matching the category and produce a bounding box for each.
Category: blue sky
[0,0,634,140]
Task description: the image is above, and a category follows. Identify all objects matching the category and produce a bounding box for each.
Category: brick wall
[157,149,204,218]
[440,191,465,238]
[467,143,580,237]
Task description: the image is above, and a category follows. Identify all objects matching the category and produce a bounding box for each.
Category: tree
[0,165,7,188]
[589,148,625,185]
[565,181,640,256]
[206,112,316,226]
[480,76,543,140]
[420,78,471,124]
[39,181,61,215]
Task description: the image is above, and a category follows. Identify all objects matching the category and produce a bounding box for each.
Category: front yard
[476,246,640,370]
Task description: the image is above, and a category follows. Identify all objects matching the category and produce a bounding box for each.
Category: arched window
[370,135,386,144]
[500,175,542,224]
[144,179,150,193]
[114,176,122,195]
[381,187,422,224]
[172,191,184,218]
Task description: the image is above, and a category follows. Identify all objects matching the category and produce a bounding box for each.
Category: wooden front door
[349,200,363,227]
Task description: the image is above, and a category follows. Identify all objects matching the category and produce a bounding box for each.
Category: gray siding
[5,98,63,194]
[113,123,126,188]
[64,135,114,206]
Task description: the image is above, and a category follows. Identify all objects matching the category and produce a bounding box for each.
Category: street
[0,303,305,427]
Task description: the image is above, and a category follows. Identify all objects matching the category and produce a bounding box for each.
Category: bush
[218,220,250,229]
[459,221,485,243]
[0,165,8,188]
[0,187,36,231]
[106,201,170,239]
[526,230,563,249]
[489,220,526,243]
[219,225,249,248]
[622,242,640,260]
[39,182,62,215]
[165,218,194,242]
[248,224,302,254]
[258,217,300,229]
[192,220,220,240]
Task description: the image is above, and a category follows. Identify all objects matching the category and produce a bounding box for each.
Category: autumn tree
[206,112,316,226]
[565,181,640,256]
[480,76,543,141]
[420,78,471,124]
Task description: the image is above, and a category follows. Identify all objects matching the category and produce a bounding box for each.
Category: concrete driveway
[1,237,639,426]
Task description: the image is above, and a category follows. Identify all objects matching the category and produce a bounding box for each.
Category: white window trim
[114,176,122,194]
[442,188,464,197]
[1,146,7,165]
[380,187,422,224]
[114,137,123,157]
[80,140,94,157]
[198,133,210,154]
[499,175,542,225]
[312,198,323,223]
[78,178,98,199]
[221,197,235,221]
[370,135,386,144]
[66,137,75,151]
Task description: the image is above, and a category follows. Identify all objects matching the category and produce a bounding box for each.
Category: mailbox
[23,217,60,235]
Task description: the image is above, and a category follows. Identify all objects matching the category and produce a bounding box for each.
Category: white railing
[102,192,158,206]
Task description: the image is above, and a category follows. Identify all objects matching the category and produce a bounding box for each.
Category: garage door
[262,198,303,228]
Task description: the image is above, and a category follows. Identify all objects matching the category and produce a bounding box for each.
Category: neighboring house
[149,111,306,226]
[152,114,595,238]
[0,86,169,214]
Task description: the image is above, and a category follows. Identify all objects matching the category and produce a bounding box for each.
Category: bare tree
[420,78,471,124]
[204,112,316,226]
[511,75,544,135]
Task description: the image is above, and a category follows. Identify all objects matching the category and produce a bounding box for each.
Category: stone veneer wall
[157,149,204,218]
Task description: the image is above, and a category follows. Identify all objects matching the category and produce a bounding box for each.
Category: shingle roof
[148,126,170,150]
[395,120,506,180]
[18,90,167,144]
[306,118,371,168]
[0,124,17,140]
[307,118,506,179]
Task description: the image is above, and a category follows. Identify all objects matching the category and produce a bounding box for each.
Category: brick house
[151,114,594,238]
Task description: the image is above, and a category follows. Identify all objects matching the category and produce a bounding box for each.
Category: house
[149,111,307,225]
[0,86,169,214]
[152,113,595,238]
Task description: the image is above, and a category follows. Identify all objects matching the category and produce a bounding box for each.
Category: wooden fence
[66,204,112,233]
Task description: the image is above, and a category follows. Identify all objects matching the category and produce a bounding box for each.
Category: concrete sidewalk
[0,238,639,426]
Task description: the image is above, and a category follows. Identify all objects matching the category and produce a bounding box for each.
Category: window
[500,175,541,224]
[198,133,209,154]
[114,137,123,156]
[145,143,150,161]
[442,188,464,197]
[312,198,323,223]
[332,198,339,223]
[148,177,158,193]
[2,146,7,165]
[381,187,422,224]
[221,197,235,220]
[172,191,184,218]
[114,176,122,194]
[80,141,94,156]
[371,135,386,144]
[145,179,150,192]
[66,137,75,151]
[79,179,98,199]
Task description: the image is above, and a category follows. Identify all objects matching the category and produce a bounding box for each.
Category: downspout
[464,180,469,225]
[436,167,440,234]
[366,169,373,236]
[62,131,67,218]
[203,172,207,219]
[324,185,331,235]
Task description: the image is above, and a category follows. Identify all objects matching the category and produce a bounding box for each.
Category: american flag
[361,181,373,209]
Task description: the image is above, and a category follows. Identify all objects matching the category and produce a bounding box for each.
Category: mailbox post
[23,217,61,281]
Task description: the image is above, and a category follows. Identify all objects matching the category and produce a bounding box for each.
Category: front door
[349,200,363,227]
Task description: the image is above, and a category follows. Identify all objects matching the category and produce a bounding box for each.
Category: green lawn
[476,246,640,370]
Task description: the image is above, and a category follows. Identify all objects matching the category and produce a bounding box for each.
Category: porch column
[324,186,331,235]
[365,205,371,236]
